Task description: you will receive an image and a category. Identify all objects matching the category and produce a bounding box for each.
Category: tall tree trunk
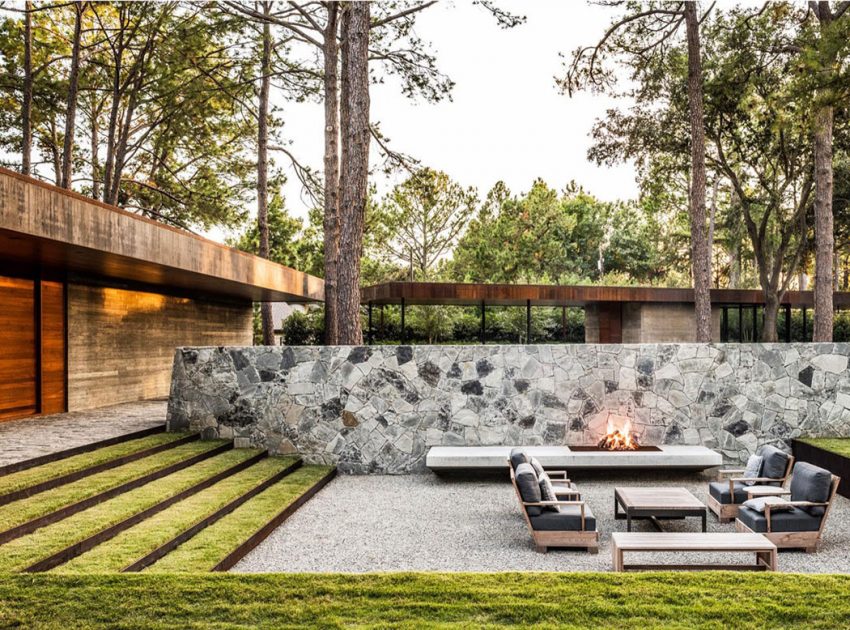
[61,2,84,189]
[813,104,834,341]
[90,97,100,199]
[762,291,780,342]
[103,19,123,202]
[21,0,32,175]
[322,2,341,345]
[684,2,712,342]
[258,1,274,345]
[336,1,370,345]
[49,116,61,184]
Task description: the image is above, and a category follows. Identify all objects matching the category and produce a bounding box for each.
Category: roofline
[361,281,850,308]
[0,168,324,303]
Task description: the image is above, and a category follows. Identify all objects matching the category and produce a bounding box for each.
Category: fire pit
[570,417,661,452]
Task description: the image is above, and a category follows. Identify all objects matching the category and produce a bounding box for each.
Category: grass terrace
[3,573,850,629]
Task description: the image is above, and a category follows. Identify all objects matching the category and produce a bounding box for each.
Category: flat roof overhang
[361,281,850,308]
[0,168,323,303]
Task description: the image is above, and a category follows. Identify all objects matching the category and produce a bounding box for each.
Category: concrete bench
[425,445,722,471]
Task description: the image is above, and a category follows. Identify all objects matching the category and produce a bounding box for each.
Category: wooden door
[0,275,37,420]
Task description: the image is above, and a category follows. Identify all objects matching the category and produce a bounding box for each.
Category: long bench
[611,532,777,572]
[426,445,722,471]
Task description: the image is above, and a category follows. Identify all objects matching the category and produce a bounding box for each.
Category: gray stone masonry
[166,344,850,474]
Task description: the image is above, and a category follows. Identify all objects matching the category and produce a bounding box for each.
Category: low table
[611,532,777,572]
[614,487,707,532]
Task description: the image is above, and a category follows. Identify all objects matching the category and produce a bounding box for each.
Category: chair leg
[535,545,547,554]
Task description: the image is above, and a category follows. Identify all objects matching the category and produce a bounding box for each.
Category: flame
[598,417,640,451]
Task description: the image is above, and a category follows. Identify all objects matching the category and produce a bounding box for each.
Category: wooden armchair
[736,463,839,552]
[510,463,598,553]
[708,446,794,522]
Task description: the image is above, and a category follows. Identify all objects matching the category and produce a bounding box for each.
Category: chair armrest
[783,501,830,508]
[545,470,569,479]
[731,477,784,485]
[717,468,745,479]
[746,488,790,499]
[550,478,573,485]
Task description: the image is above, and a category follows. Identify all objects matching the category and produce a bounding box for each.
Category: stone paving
[0,400,167,467]
[232,471,850,574]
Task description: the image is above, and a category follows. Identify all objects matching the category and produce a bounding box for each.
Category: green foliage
[4,572,850,628]
[282,310,313,346]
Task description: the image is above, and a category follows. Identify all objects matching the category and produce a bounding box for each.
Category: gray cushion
[515,462,542,516]
[742,496,793,513]
[510,448,528,471]
[757,445,789,482]
[528,456,546,477]
[538,473,559,512]
[738,505,822,533]
[790,461,832,516]
[530,505,596,532]
[708,480,749,504]
[741,454,763,486]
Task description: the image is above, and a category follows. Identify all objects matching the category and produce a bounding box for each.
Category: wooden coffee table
[614,487,707,532]
[611,532,777,571]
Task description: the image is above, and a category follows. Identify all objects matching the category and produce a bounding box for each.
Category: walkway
[0,400,167,467]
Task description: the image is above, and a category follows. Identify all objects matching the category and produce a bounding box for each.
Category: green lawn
[1,572,850,629]
[0,440,226,533]
[0,432,185,498]
[798,438,850,458]
[55,456,299,574]
[0,448,257,572]
[148,465,332,572]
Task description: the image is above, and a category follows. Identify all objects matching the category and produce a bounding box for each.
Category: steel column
[803,306,808,340]
[785,304,792,342]
[480,301,486,345]
[526,299,531,343]
[367,303,373,345]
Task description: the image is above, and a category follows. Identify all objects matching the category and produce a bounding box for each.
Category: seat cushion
[738,505,822,533]
[530,505,596,532]
[790,461,833,516]
[528,456,546,477]
[708,480,749,504]
[515,462,542,516]
[758,445,789,482]
[510,448,528,471]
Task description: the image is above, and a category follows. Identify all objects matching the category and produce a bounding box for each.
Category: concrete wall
[622,303,722,343]
[69,283,252,411]
[167,343,850,473]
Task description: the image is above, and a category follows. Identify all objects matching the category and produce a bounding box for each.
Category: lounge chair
[508,447,579,500]
[735,461,839,552]
[708,445,794,522]
[510,460,598,553]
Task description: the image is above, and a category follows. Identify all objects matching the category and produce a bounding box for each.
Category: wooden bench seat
[611,532,777,572]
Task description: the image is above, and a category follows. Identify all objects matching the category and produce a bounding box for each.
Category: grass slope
[0,433,186,497]
[148,465,332,573]
[0,447,254,573]
[56,456,299,574]
[0,440,226,533]
[2,573,850,629]
[798,438,850,458]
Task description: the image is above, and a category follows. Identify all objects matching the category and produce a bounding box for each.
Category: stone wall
[69,283,253,411]
[167,343,850,473]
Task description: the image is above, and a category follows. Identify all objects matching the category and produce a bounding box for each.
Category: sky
[247,0,639,239]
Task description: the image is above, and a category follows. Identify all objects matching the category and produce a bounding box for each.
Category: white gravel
[231,471,850,574]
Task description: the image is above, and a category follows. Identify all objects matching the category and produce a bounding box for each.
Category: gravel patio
[232,470,850,574]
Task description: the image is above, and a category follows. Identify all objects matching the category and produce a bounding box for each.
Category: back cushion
[510,448,529,471]
[759,445,789,481]
[529,456,546,477]
[790,462,833,515]
[515,462,542,516]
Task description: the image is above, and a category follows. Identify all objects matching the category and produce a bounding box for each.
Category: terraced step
[55,456,301,574]
[146,465,335,573]
[0,440,230,543]
[0,447,260,573]
[0,425,166,477]
[0,432,194,505]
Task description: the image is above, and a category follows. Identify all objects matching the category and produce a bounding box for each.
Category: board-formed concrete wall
[69,284,253,411]
[167,343,850,473]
